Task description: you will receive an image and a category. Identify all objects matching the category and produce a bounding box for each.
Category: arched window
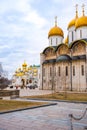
[80,30,82,38]
[66,66,68,76]
[56,38,57,45]
[81,65,84,76]
[51,38,52,45]
[73,66,75,76]
[58,66,61,76]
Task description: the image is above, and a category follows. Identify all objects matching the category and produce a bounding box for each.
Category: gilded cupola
[75,4,87,29]
[48,16,64,38]
[22,61,27,68]
[68,4,78,29]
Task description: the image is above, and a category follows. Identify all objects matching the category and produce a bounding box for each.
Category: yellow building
[12,61,40,89]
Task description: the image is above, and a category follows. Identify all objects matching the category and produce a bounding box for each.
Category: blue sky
[0,0,87,78]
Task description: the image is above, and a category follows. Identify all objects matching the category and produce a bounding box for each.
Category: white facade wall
[68,26,76,44]
[76,26,87,40]
[72,60,86,91]
[49,36,63,46]
[40,53,45,90]
[55,62,71,91]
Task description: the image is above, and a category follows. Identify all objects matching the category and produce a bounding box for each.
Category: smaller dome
[48,26,64,38]
[75,16,87,29]
[48,16,64,38]
[22,61,27,67]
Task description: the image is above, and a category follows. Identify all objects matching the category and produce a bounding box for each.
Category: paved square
[0,101,87,130]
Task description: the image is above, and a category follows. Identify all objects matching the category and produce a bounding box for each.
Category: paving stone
[0,101,87,130]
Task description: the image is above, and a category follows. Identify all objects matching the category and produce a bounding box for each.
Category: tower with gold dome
[40,4,87,92]
[12,61,40,89]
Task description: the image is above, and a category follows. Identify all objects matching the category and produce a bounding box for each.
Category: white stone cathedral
[40,5,87,92]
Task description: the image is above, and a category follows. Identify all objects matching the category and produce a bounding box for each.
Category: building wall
[68,26,76,43]
[49,36,63,46]
[40,41,87,92]
[76,27,87,40]
[72,60,86,91]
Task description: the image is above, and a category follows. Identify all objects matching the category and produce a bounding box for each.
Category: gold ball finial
[82,4,85,16]
[55,16,57,26]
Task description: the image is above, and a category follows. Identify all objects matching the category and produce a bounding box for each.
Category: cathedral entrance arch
[21,79,25,88]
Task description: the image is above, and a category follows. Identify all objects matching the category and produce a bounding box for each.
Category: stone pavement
[0,101,87,130]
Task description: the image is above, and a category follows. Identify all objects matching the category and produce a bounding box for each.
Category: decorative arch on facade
[42,46,56,58]
[55,43,70,56]
[70,40,87,56]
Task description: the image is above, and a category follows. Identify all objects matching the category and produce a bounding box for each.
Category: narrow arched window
[73,66,75,76]
[81,65,84,76]
[58,66,61,76]
[66,66,68,76]
[56,38,57,45]
[80,30,82,38]
[51,38,52,45]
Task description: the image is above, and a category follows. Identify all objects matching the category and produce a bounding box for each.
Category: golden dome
[33,68,38,73]
[22,61,27,67]
[64,36,68,44]
[48,16,64,38]
[48,26,64,38]
[75,16,87,29]
[75,4,87,29]
[68,18,77,29]
[68,4,78,29]
[15,72,24,77]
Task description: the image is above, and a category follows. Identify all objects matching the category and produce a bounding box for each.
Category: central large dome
[48,26,64,38]
[75,15,87,29]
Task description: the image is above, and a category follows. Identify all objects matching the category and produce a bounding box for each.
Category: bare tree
[0,77,11,89]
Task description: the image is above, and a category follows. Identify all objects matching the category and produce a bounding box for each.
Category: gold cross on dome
[75,4,78,18]
[55,16,57,26]
[82,4,85,16]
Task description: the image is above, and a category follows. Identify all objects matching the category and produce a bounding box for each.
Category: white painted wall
[76,26,87,40]
[49,36,63,46]
[68,26,76,44]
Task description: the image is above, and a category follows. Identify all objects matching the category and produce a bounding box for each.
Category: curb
[0,103,57,114]
[26,98,87,104]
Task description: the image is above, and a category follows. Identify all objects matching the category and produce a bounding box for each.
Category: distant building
[12,61,40,89]
[40,5,87,92]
